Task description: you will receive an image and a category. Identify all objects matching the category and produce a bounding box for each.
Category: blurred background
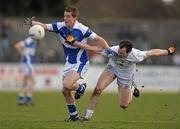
[0,0,180,91]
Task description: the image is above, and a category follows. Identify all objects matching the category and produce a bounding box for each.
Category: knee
[63,81,72,90]
[93,87,103,96]
[120,103,129,109]
[62,88,70,96]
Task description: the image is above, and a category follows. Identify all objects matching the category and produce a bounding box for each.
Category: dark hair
[65,6,79,18]
[119,40,133,53]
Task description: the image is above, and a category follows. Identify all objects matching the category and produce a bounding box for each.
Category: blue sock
[18,96,24,104]
[26,96,32,103]
[67,104,78,119]
[76,84,85,93]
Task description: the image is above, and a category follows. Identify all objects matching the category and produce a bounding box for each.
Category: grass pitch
[0,91,180,129]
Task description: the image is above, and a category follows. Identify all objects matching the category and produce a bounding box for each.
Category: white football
[28,25,45,40]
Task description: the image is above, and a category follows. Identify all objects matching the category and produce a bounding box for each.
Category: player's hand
[65,35,76,46]
[23,16,35,26]
[167,44,176,55]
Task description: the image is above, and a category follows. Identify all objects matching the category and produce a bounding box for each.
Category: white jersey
[101,46,147,81]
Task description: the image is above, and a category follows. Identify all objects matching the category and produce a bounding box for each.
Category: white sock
[84,109,94,119]
[131,86,135,93]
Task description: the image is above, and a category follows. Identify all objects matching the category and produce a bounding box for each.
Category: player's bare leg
[118,86,133,109]
[18,74,35,106]
[83,69,116,121]
[62,70,82,121]
[18,76,28,105]
[25,75,35,106]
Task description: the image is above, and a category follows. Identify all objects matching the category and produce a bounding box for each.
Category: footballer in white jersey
[101,46,147,88]
[68,39,176,121]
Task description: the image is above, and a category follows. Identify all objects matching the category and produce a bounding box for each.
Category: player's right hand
[23,16,35,26]
[167,44,176,55]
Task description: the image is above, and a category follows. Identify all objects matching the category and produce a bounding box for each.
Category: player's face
[118,47,128,58]
[64,11,77,29]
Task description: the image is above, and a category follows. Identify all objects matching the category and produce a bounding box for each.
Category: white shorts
[106,64,134,90]
[21,63,34,76]
[63,62,89,78]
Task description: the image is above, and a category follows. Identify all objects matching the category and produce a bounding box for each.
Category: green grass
[0,91,180,129]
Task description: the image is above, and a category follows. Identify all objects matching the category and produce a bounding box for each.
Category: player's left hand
[23,16,35,26]
[167,44,176,55]
[65,35,76,46]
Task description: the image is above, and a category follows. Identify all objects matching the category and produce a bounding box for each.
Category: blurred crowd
[0,18,13,62]
[0,17,180,66]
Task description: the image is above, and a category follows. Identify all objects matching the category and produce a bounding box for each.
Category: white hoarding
[0,64,180,92]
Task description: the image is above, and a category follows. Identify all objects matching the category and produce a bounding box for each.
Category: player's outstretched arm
[73,41,103,52]
[65,35,103,52]
[23,16,48,30]
[31,20,48,30]
[147,44,176,57]
[147,49,168,57]
[92,35,109,49]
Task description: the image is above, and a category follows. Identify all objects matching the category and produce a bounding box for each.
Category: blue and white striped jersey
[46,21,96,64]
[20,37,36,64]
